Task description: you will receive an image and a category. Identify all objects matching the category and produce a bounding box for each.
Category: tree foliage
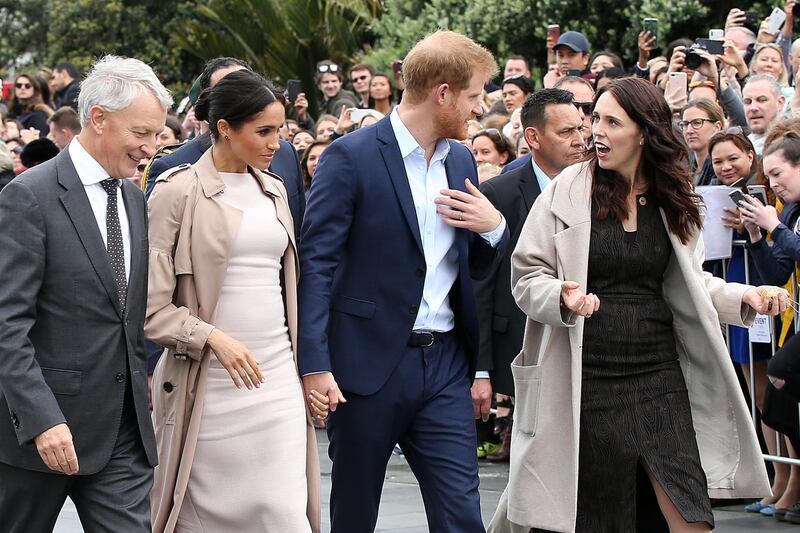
[174,0,382,111]
[0,0,204,90]
[365,0,760,84]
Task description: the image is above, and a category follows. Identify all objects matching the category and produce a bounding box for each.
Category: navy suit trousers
[326,334,484,533]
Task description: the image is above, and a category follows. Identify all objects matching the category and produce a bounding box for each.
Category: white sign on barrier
[749,313,772,344]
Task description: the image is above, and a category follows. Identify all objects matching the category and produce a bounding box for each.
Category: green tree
[174,0,383,112]
[0,0,50,70]
[366,0,750,85]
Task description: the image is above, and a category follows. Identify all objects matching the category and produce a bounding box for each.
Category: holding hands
[302,372,346,422]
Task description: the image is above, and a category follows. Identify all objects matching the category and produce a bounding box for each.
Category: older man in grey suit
[0,56,171,532]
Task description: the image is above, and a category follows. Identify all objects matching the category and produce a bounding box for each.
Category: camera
[684,38,724,70]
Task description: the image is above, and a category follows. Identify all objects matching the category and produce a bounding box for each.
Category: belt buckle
[420,332,435,347]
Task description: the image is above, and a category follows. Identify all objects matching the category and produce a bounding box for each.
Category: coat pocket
[40,367,81,396]
[510,351,542,437]
[331,295,376,319]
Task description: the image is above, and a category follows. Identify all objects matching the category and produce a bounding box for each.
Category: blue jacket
[748,202,800,286]
[298,116,508,395]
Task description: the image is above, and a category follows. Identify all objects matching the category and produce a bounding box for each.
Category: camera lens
[685,51,702,70]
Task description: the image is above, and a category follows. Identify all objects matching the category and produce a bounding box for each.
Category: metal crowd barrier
[724,239,800,467]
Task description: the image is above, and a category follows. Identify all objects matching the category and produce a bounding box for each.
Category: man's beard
[433,104,469,140]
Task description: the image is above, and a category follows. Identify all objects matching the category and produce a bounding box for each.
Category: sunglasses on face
[573,101,593,115]
[15,82,32,90]
[318,64,340,73]
[351,74,369,83]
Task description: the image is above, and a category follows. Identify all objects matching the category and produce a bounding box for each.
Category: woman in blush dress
[146,69,328,533]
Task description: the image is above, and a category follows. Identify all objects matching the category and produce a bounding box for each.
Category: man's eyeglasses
[15,82,32,90]
[678,118,716,130]
[318,64,340,73]
[351,74,369,83]
[573,101,593,115]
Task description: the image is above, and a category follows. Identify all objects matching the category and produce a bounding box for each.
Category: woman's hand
[307,389,330,421]
[206,329,265,389]
[726,8,746,31]
[335,105,355,135]
[561,281,600,318]
[758,17,777,44]
[721,206,744,231]
[743,217,764,243]
[738,194,782,233]
[294,93,309,119]
[638,31,657,69]
[743,286,791,316]
[668,46,686,74]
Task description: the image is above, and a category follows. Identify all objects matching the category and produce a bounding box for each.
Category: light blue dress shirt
[389,110,506,336]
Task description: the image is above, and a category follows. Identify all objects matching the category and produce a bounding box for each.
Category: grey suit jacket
[0,148,156,474]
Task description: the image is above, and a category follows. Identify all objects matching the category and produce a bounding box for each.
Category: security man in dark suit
[473,89,585,459]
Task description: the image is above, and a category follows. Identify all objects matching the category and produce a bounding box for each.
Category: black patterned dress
[576,193,714,532]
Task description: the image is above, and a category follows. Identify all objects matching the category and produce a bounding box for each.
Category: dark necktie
[100,178,127,312]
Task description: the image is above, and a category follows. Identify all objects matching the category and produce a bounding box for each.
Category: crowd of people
[5,5,800,533]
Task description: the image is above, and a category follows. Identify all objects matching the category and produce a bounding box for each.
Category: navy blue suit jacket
[145,132,306,238]
[298,116,508,396]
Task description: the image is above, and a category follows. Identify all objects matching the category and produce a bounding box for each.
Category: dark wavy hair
[590,77,701,244]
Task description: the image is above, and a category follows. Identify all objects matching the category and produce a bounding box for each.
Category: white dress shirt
[530,156,553,193]
[389,109,505,334]
[68,139,131,281]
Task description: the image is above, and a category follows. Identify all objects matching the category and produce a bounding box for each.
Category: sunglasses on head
[573,101,593,115]
[15,82,32,90]
[318,64,339,73]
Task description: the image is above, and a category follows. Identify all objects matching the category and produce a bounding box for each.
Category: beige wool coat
[489,162,770,533]
[144,149,321,533]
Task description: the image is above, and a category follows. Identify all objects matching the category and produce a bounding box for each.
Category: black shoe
[785,502,800,524]
[775,506,791,521]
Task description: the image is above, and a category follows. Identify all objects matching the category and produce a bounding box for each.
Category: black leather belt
[408,330,453,347]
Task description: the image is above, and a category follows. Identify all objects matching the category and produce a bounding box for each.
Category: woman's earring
[639,139,644,146]
[224,134,230,141]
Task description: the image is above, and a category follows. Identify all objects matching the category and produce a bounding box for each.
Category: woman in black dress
[562,77,790,531]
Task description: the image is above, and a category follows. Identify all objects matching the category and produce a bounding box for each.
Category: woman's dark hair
[300,140,329,190]
[368,73,395,106]
[590,77,701,244]
[594,68,626,87]
[472,128,516,165]
[164,115,183,142]
[194,70,281,139]
[708,130,763,183]
[590,50,624,71]
[11,73,52,116]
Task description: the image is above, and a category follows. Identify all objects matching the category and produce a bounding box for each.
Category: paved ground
[54,429,798,532]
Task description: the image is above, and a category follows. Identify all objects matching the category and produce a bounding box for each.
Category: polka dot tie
[100,179,127,312]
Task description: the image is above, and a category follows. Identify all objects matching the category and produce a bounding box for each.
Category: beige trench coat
[489,162,770,533]
[144,149,321,533]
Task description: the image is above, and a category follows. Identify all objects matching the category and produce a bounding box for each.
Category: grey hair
[78,55,172,126]
[744,73,784,99]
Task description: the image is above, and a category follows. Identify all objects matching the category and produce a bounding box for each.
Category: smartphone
[391,60,403,75]
[643,18,658,48]
[695,38,725,55]
[745,10,759,28]
[567,68,583,77]
[747,184,768,205]
[547,24,560,42]
[708,28,724,41]
[349,109,372,123]
[175,96,190,115]
[729,177,748,190]
[768,6,787,35]
[287,79,302,103]
[664,72,688,108]
[728,188,747,207]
